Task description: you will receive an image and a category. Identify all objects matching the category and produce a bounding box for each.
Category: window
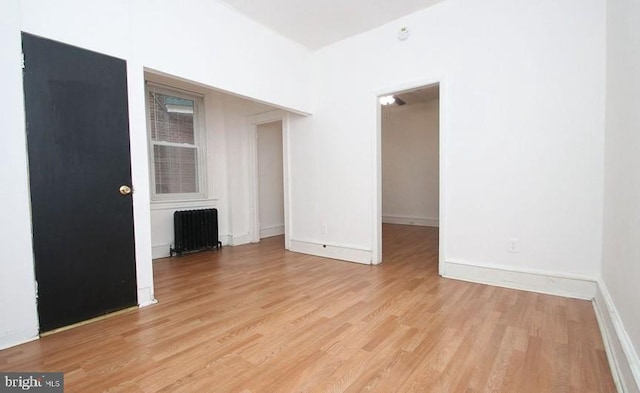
[146,84,206,200]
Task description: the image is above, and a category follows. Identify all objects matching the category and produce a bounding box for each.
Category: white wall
[382,100,439,227]
[0,0,40,349]
[20,0,312,113]
[600,0,640,390]
[257,121,285,238]
[0,0,311,349]
[290,0,606,279]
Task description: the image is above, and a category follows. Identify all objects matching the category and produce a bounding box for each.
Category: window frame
[145,82,207,202]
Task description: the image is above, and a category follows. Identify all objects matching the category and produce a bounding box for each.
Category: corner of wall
[593,280,640,393]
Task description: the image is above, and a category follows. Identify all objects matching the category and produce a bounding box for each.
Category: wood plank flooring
[0,224,615,392]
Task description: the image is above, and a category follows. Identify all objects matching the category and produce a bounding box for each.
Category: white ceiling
[218,0,445,50]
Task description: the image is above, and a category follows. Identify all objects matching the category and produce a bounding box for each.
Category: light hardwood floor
[0,224,615,392]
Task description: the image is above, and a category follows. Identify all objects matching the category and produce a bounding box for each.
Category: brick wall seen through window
[147,87,204,198]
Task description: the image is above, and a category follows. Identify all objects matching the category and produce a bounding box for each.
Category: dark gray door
[22,33,137,332]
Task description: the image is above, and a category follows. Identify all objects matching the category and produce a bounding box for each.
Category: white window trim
[145,82,207,202]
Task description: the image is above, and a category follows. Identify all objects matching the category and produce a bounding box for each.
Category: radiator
[170,208,222,257]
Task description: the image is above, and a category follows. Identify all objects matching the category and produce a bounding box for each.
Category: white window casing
[145,83,207,201]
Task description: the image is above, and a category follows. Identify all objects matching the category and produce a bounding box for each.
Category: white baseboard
[289,239,372,265]
[593,281,640,393]
[231,233,251,246]
[152,235,232,260]
[152,244,171,259]
[260,225,285,239]
[382,215,439,227]
[137,287,157,308]
[442,259,597,300]
[0,330,39,351]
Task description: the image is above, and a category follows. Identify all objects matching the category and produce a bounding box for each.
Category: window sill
[150,198,219,211]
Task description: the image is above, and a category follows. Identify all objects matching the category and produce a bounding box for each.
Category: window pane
[148,91,195,144]
[153,145,198,194]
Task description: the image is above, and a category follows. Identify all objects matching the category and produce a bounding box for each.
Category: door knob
[119,185,132,195]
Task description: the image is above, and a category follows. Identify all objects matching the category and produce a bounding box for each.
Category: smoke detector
[398,27,410,41]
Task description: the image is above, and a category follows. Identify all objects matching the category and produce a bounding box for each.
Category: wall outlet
[508,238,520,253]
[321,224,327,235]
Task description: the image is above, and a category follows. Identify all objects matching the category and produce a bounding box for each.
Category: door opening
[257,121,285,241]
[376,82,442,270]
[249,111,291,249]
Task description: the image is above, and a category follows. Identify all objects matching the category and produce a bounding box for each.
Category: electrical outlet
[508,238,519,253]
[321,224,327,235]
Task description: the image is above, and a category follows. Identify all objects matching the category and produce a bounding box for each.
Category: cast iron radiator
[170,208,222,256]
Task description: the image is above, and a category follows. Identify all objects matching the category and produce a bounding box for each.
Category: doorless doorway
[374,80,445,274]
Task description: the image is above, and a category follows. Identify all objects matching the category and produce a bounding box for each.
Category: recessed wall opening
[377,83,440,270]
[144,71,290,272]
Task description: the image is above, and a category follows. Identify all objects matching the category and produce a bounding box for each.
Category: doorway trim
[248,110,291,249]
[374,77,447,275]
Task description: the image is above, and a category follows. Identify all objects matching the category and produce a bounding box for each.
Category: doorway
[376,82,442,268]
[249,111,291,249]
[257,121,285,240]
[22,33,138,332]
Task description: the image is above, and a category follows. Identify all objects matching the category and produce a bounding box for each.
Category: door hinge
[21,52,25,69]
[34,280,38,299]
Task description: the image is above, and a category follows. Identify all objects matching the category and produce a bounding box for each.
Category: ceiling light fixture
[379,95,396,105]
